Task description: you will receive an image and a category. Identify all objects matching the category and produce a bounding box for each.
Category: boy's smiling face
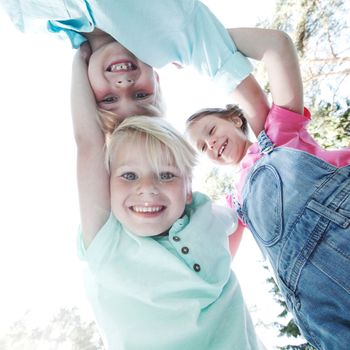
[88,40,159,121]
[109,137,192,236]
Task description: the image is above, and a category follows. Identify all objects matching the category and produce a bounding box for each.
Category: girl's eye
[159,172,175,181]
[121,172,137,181]
[102,96,118,104]
[135,92,150,99]
[209,126,215,135]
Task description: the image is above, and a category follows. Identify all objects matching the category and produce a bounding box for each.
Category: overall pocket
[306,191,350,294]
[243,164,283,247]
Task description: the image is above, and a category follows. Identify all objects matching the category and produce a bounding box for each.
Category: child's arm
[231,74,270,137]
[228,221,244,258]
[71,45,111,248]
[228,28,304,134]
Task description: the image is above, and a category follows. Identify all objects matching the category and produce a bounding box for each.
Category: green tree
[263,0,350,148]
[264,268,316,350]
[202,167,235,202]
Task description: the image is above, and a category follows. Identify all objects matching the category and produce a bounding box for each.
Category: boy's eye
[121,172,138,181]
[159,172,175,181]
[102,96,118,104]
[201,144,207,153]
[135,92,150,99]
[209,126,215,135]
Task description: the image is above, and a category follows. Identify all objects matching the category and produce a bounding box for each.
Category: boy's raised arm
[71,45,110,248]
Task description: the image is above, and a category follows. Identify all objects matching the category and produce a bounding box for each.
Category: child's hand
[79,41,92,63]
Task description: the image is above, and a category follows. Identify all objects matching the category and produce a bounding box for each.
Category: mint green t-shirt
[77,192,265,350]
[1,0,252,92]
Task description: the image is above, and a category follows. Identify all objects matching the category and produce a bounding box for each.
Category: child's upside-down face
[88,40,159,121]
[109,137,192,236]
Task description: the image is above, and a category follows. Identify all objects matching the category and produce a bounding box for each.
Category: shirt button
[173,236,180,242]
[193,263,201,272]
[181,246,189,254]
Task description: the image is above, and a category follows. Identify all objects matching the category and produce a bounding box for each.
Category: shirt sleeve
[77,213,121,271]
[189,2,253,92]
[185,192,238,237]
[265,104,311,139]
[0,0,90,48]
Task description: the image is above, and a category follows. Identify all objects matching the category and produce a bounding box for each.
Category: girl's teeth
[218,141,228,157]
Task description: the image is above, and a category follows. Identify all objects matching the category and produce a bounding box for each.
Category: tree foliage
[201,167,235,202]
[0,307,104,350]
[264,269,316,350]
[263,0,350,148]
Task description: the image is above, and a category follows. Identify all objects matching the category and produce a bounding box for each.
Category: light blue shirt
[1,0,253,92]
[77,192,264,350]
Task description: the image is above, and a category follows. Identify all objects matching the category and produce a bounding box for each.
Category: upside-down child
[186,28,350,350]
[2,0,268,129]
[71,47,265,350]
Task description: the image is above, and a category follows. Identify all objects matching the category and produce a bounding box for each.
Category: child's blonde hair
[106,116,197,180]
[98,83,166,135]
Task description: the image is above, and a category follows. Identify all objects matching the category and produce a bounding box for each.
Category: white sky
[0,1,294,348]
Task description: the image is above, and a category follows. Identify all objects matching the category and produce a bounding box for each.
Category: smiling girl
[186,27,350,350]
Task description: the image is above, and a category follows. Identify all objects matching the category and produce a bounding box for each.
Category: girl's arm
[228,221,244,258]
[71,45,111,248]
[228,28,304,134]
[231,74,270,137]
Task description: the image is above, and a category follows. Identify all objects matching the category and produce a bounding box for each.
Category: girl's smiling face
[187,114,251,165]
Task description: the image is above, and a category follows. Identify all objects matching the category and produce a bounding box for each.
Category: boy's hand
[79,41,92,63]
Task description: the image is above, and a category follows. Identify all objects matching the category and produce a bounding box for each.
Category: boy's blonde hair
[106,116,197,180]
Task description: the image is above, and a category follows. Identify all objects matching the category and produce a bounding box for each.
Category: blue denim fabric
[238,131,350,350]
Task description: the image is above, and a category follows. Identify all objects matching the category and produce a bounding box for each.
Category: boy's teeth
[132,206,163,213]
[110,62,134,72]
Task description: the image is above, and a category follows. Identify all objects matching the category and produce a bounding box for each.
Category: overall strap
[257,130,275,154]
[229,192,246,224]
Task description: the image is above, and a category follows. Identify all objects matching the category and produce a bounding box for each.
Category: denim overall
[237,131,350,350]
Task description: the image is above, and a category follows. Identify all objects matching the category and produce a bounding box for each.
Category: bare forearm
[71,46,110,248]
[229,28,304,115]
[231,74,269,136]
[71,48,104,147]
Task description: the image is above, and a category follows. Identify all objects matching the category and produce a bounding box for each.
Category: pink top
[234,104,350,204]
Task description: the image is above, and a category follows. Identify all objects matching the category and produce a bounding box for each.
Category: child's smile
[87,41,158,119]
[107,60,137,72]
[217,139,228,158]
[109,137,192,236]
[130,204,166,215]
[187,115,250,165]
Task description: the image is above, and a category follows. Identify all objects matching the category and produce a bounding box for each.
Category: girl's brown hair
[186,104,248,135]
